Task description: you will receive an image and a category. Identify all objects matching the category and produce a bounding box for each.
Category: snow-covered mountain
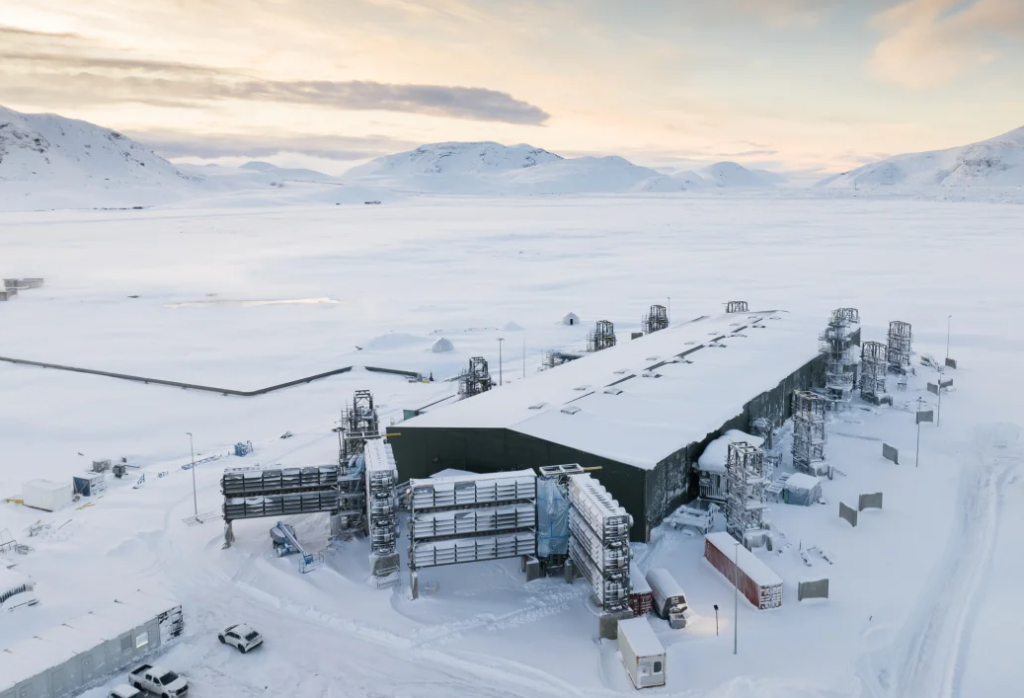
[0,105,190,187]
[700,161,779,188]
[239,161,338,181]
[343,141,724,194]
[817,125,1024,190]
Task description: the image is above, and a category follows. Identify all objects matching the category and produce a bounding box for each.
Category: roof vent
[561,405,581,415]
[730,322,740,327]
[604,387,623,395]
[642,371,662,378]
[613,369,629,375]
[528,402,547,410]
[645,356,659,361]
[684,341,696,346]
[573,385,590,391]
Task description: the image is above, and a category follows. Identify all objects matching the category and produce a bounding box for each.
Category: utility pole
[916,398,924,468]
[946,314,952,362]
[733,541,740,655]
[713,604,719,636]
[522,337,526,379]
[187,432,197,517]
[498,337,504,386]
[667,296,671,325]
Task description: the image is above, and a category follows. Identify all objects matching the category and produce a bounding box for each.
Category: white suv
[218,624,263,653]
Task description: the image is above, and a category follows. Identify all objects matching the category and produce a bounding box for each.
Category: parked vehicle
[109,684,143,698]
[617,617,666,689]
[128,664,189,698]
[645,568,690,629]
[218,623,263,653]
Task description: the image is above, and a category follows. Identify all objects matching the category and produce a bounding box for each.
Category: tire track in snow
[870,424,1019,698]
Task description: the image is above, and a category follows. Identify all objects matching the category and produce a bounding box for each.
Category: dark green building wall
[390,353,826,542]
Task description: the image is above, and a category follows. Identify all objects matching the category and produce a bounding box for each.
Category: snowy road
[862,423,1020,698]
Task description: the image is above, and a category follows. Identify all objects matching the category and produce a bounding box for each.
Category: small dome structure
[562,312,580,326]
[431,337,454,353]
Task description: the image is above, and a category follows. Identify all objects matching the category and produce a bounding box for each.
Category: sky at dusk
[2,0,1022,176]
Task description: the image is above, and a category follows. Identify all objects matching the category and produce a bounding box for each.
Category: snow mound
[365,332,425,350]
[431,337,454,353]
[502,321,525,332]
[817,125,1024,189]
[239,161,338,181]
[700,162,777,188]
[697,429,765,473]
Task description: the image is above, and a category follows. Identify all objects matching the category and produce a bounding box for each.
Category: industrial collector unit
[704,532,782,609]
[567,474,632,613]
[407,469,536,596]
[0,592,183,698]
[364,440,400,580]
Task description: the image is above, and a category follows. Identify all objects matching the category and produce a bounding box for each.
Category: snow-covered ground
[0,195,1021,697]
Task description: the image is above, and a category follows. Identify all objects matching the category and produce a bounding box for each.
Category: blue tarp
[537,478,569,558]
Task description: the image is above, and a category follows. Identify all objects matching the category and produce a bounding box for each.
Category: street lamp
[497,337,505,386]
[713,604,719,636]
[187,432,197,517]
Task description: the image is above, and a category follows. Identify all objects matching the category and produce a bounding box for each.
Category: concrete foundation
[598,610,634,640]
[370,553,400,577]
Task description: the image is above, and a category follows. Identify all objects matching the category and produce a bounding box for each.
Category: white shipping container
[22,479,73,512]
[617,617,666,689]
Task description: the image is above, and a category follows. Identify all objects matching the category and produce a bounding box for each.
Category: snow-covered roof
[561,312,579,324]
[400,311,818,469]
[23,479,68,492]
[0,591,179,690]
[429,468,477,479]
[784,473,821,491]
[705,532,783,587]
[697,430,765,473]
[431,337,454,353]
[617,617,664,657]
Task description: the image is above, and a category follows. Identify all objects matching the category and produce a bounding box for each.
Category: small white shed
[431,337,454,353]
[22,479,73,512]
[562,312,580,326]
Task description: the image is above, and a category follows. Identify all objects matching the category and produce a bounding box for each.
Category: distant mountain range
[2,103,1021,211]
[341,141,781,194]
[816,125,1024,189]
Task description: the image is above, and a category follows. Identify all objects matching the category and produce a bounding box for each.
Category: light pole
[497,337,504,386]
[916,397,924,468]
[733,541,740,655]
[667,297,671,325]
[713,604,719,636]
[187,432,197,517]
[522,337,526,379]
[946,314,952,361]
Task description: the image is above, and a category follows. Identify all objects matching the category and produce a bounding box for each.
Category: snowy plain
[0,194,1022,698]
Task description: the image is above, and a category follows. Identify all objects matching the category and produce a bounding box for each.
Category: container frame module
[364,440,400,578]
[407,469,537,591]
[221,464,340,547]
[567,474,632,613]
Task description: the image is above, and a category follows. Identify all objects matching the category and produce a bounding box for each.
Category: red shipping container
[704,532,782,610]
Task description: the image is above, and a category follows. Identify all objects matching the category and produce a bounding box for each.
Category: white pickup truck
[128,664,189,698]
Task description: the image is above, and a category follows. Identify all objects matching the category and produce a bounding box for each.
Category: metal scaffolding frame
[641,304,669,335]
[458,357,494,399]
[860,341,888,403]
[339,389,380,463]
[725,441,768,544]
[819,307,859,403]
[586,320,617,353]
[725,301,749,314]
[792,391,827,475]
[887,321,913,373]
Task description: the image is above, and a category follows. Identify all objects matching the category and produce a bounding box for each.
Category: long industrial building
[391,310,825,541]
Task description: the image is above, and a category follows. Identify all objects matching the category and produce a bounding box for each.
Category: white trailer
[22,479,73,512]
[645,568,690,629]
[617,617,666,689]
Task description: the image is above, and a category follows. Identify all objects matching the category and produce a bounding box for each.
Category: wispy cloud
[127,129,416,160]
[868,0,1024,88]
[0,46,549,124]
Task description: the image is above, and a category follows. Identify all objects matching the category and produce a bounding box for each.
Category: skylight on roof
[529,402,548,409]
[561,405,581,415]
[604,387,623,395]
[573,385,590,391]
[613,369,629,375]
